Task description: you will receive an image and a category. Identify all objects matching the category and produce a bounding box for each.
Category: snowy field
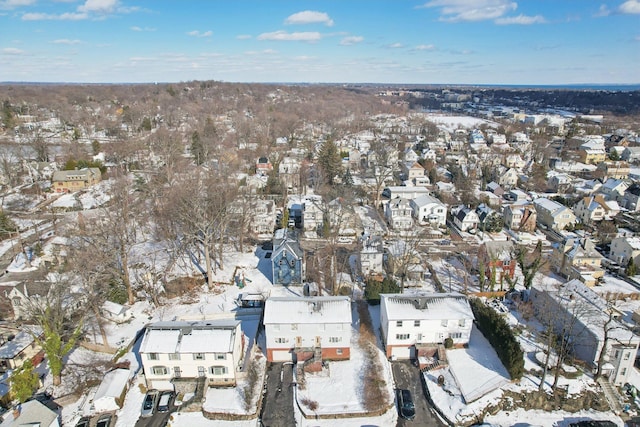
[423,114,501,133]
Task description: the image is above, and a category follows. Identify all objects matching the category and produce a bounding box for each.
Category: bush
[470,298,524,380]
[364,277,400,305]
[444,337,453,349]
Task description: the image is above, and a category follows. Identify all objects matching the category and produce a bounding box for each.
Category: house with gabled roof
[551,237,605,287]
[596,161,630,180]
[610,236,640,267]
[478,240,516,283]
[531,279,640,386]
[263,296,352,363]
[574,195,619,224]
[0,399,60,427]
[497,168,519,190]
[139,320,244,389]
[598,178,629,202]
[410,194,446,227]
[533,198,576,231]
[380,293,474,360]
[503,201,537,232]
[0,327,44,374]
[452,205,479,233]
[52,167,101,193]
[271,229,304,285]
[384,197,413,230]
[622,183,640,212]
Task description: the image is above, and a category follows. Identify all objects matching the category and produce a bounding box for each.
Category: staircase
[598,377,624,415]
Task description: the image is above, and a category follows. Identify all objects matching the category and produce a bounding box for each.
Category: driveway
[134,399,176,427]
[260,362,295,427]
[392,361,446,427]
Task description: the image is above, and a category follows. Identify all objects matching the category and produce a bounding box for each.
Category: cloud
[414,44,436,51]
[387,43,404,49]
[0,0,35,10]
[130,26,155,32]
[78,0,118,13]
[619,0,640,14]
[236,34,252,40]
[51,39,83,44]
[285,10,334,26]
[495,14,546,24]
[594,4,610,17]
[340,36,364,46]
[257,31,322,42]
[187,30,213,38]
[420,0,517,22]
[22,11,88,20]
[2,47,25,55]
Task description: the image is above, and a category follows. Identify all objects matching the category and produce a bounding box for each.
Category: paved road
[260,362,295,427]
[392,361,446,427]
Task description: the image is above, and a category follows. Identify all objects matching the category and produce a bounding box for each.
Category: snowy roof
[140,320,240,354]
[381,293,474,321]
[93,368,130,401]
[0,327,42,359]
[411,194,444,208]
[263,297,352,325]
[2,399,58,426]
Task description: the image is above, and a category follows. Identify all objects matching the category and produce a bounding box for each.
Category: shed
[91,368,130,413]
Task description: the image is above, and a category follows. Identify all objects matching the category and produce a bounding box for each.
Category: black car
[397,388,415,420]
[75,417,90,427]
[96,414,113,427]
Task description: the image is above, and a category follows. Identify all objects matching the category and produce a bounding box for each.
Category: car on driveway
[157,390,173,412]
[75,417,90,427]
[141,389,159,418]
[397,388,415,420]
[96,414,113,427]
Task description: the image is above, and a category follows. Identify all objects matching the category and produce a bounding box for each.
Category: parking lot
[392,360,445,427]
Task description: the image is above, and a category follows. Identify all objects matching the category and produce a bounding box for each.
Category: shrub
[444,337,453,349]
[364,277,400,304]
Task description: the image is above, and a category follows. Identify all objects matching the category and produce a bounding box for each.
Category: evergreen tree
[317,139,341,185]
[626,258,637,277]
[0,209,17,239]
[9,360,39,403]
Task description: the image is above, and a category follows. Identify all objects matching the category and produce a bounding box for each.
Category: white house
[263,296,352,363]
[384,197,413,230]
[452,206,479,233]
[360,236,385,277]
[531,279,640,386]
[91,368,131,413]
[410,194,447,227]
[139,320,244,389]
[380,293,474,360]
[610,236,640,267]
[533,198,576,231]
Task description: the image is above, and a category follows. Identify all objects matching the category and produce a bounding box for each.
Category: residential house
[404,162,425,181]
[503,201,537,232]
[263,296,352,363]
[621,146,640,163]
[279,157,301,191]
[384,240,425,282]
[380,293,474,360]
[271,229,304,285]
[360,236,384,277]
[497,168,519,190]
[7,281,83,321]
[51,167,101,193]
[0,327,43,374]
[547,173,573,193]
[0,399,60,427]
[139,320,244,389]
[551,237,605,287]
[610,236,640,267]
[255,157,273,176]
[476,204,503,233]
[410,194,447,227]
[533,198,576,231]
[622,184,640,212]
[574,195,619,225]
[101,301,133,324]
[486,182,504,197]
[301,196,324,235]
[598,178,629,202]
[452,206,479,233]
[384,198,413,230]
[327,198,359,240]
[579,147,607,165]
[596,161,630,180]
[382,186,431,201]
[403,147,419,165]
[504,154,526,169]
[478,241,516,283]
[531,279,640,386]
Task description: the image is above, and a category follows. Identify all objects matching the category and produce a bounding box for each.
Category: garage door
[271,350,293,362]
[391,346,412,360]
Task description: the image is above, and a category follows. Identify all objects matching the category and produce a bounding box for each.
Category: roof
[381,293,474,321]
[263,297,352,325]
[140,320,240,354]
[411,194,443,208]
[3,400,58,427]
[0,327,42,359]
[93,368,130,401]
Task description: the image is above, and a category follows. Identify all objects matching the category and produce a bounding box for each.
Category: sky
[0,0,639,85]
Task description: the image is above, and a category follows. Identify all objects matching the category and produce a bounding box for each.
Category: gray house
[271,229,304,285]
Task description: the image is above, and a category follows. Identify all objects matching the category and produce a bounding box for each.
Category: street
[392,361,446,427]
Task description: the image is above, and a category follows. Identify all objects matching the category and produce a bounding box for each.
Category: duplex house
[596,161,629,180]
[404,162,425,181]
[410,194,447,227]
[551,237,604,287]
[263,296,352,363]
[531,279,640,386]
[139,320,244,390]
[452,206,479,233]
[503,201,537,232]
[52,167,101,193]
[382,186,431,201]
[380,293,474,360]
[533,198,576,231]
[384,197,413,230]
[271,229,304,285]
[610,236,640,267]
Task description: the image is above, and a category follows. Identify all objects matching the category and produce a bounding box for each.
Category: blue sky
[1,0,639,84]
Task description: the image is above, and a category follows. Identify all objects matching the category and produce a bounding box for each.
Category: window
[147,353,159,361]
[215,353,227,360]
[450,332,462,339]
[198,366,205,377]
[168,353,181,361]
[615,350,620,359]
[209,366,228,376]
[396,334,410,340]
[624,352,630,361]
[273,324,280,331]
[622,368,627,376]
[329,337,342,343]
[441,319,447,327]
[151,366,169,375]
[336,349,343,355]
[275,337,288,344]
[173,366,181,378]
[193,353,205,360]
[396,321,403,327]
[414,320,420,328]
[291,324,298,331]
[459,319,466,327]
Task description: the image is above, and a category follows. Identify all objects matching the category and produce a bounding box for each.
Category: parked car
[75,417,90,427]
[397,388,415,420]
[96,414,113,427]
[157,390,173,412]
[141,389,159,417]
